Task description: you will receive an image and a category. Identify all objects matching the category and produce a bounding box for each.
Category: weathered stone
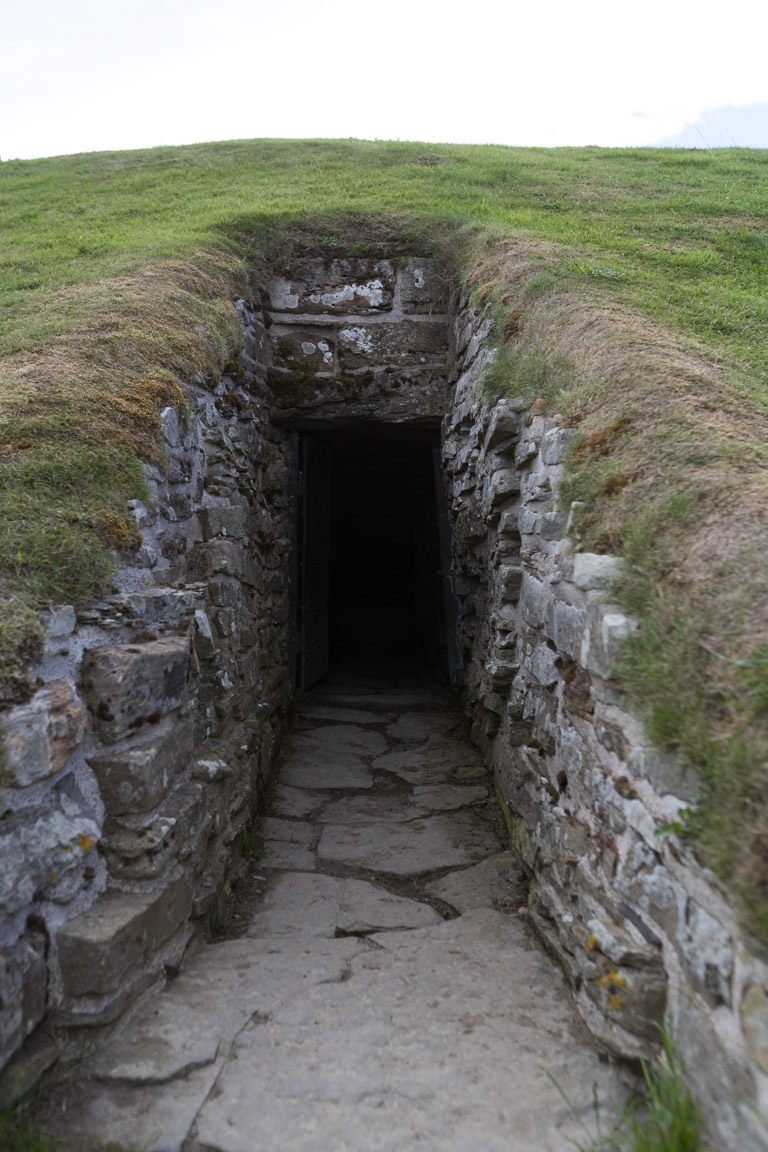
[318,812,498,875]
[3,680,87,787]
[541,427,577,465]
[247,871,440,938]
[86,717,194,816]
[0,782,100,914]
[267,259,396,315]
[296,725,387,757]
[270,329,335,373]
[385,713,461,744]
[425,853,523,913]
[39,604,76,640]
[192,911,618,1152]
[337,320,449,369]
[188,539,257,586]
[0,930,47,1073]
[485,400,525,451]
[279,742,373,791]
[400,257,448,314]
[80,637,190,744]
[483,469,521,520]
[198,505,250,541]
[581,603,637,680]
[499,564,523,602]
[57,874,192,997]
[572,553,623,590]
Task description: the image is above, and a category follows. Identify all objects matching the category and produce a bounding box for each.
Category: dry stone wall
[443,296,768,1150]
[0,293,292,1098]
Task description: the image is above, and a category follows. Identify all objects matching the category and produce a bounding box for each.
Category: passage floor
[53,669,619,1152]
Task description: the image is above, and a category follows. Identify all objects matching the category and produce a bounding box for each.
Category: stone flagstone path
[54,671,618,1152]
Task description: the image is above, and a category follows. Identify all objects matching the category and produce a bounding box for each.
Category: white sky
[2,0,768,160]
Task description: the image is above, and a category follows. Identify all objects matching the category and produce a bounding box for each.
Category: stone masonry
[443,293,768,1150]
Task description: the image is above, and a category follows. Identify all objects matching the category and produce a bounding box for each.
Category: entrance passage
[292,424,458,688]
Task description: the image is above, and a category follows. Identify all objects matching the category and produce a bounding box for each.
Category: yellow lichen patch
[586,935,597,951]
[596,970,627,993]
[49,870,56,882]
[78,833,96,854]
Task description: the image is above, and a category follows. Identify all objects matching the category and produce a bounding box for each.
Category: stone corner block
[85,716,194,816]
[56,874,192,998]
[79,637,190,744]
[3,681,87,788]
[572,553,623,591]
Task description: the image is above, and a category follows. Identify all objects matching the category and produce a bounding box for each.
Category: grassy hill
[1,138,767,934]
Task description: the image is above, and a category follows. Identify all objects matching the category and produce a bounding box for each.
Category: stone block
[0,780,100,914]
[572,552,623,590]
[270,330,335,373]
[549,600,585,660]
[582,603,637,680]
[483,469,521,521]
[198,505,250,541]
[80,637,190,744]
[0,930,47,1073]
[520,573,548,629]
[3,680,87,788]
[538,510,569,541]
[267,258,396,314]
[338,321,449,370]
[541,427,577,465]
[86,717,194,816]
[485,400,525,451]
[499,565,523,602]
[57,874,192,997]
[39,605,76,640]
[530,642,559,688]
[400,258,448,314]
[498,508,521,538]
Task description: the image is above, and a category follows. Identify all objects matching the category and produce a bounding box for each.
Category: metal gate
[295,435,331,689]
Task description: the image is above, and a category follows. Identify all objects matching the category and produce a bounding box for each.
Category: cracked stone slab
[60,938,368,1151]
[319,786,488,828]
[262,839,316,871]
[297,724,388,757]
[247,871,441,938]
[261,817,316,846]
[385,712,463,744]
[317,812,499,875]
[319,793,419,827]
[411,784,488,812]
[269,785,327,819]
[279,741,374,790]
[59,1061,223,1152]
[424,853,525,913]
[373,735,486,785]
[189,911,619,1152]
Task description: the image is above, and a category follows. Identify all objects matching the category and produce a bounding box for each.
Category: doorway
[289,424,461,689]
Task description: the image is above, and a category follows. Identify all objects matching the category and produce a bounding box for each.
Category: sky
[2,0,768,160]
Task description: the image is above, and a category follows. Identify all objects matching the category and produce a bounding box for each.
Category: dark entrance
[289,424,461,689]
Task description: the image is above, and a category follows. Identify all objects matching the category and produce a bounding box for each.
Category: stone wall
[0,294,292,1097]
[442,296,768,1150]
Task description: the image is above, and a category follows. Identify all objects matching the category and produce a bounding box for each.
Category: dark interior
[313,424,446,675]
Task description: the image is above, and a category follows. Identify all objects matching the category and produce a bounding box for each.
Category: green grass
[554,1026,701,1152]
[2,137,768,935]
